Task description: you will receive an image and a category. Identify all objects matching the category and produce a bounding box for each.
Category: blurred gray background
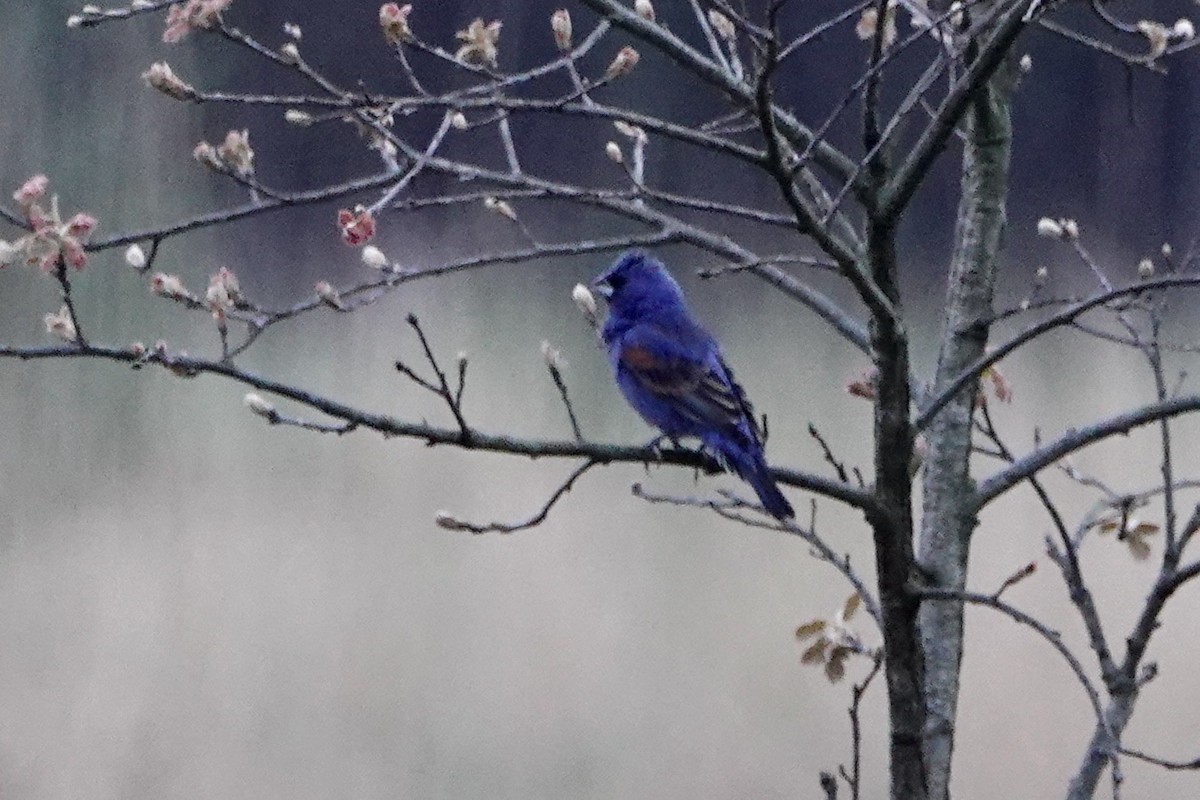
[1,1,1199,798]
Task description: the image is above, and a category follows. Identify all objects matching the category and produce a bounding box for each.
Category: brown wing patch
[621,346,661,370]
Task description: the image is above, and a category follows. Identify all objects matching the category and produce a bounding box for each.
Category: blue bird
[593,250,795,519]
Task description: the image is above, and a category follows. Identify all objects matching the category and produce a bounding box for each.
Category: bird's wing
[617,323,746,430]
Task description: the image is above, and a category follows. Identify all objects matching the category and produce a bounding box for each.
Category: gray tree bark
[917,67,1015,800]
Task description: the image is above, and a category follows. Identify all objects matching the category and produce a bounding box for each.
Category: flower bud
[64,212,97,239]
[380,3,414,45]
[1036,217,1063,238]
[315,280,346,310]
[193,141,222,170]
[361,245,389,270]
[279,42,301,64]
[124,244,147,270]
[1019,54,1032,73]
[43,305,77,343]
[243,392,277,419]
[1034,266,1048,287]
[337,206,376,246]
[283,22,302,40]
[0,239,20,267]
[605,141,623,164]
[604,46,640,80]
[541,340,563,369]
[151,272,187,298]
[13,174,48,207]
[484,196,517,222]
[1061,219,1080,240]
[1138,258,1155,278]
[449,111,468,130]
[284,109,314,126]
[572,283,599,327]
[635,0,655,22]
[550,9,572,50]
[217,129,254,176]
[142,61,195,101]
[1161,242,1173,257]
[1173,18,1195,40]
[708,10,736,40]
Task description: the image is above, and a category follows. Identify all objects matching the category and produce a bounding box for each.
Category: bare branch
[436,459,599,534]
[978,396,1200,508]
[916,587,1106,724]
[0,343,875,511]
[917,276,1200,432]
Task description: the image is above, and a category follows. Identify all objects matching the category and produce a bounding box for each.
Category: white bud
[604,46,640,80]
[1036,217,1063,238]
[124,244,147,270]
[541,340,564,369]
[0,239,20,267]
[708,10,736,40]
[450,111,468,130]
[315,280,346,310]
[1019,54,1032,73]
[66,15,83,28]
[43,306,77,343]
[243,392,277,418]
[550,9,572,51]
[280,42,301,64]
[635,0,655,22]
[484,196,517,222]
[283,22,303,40]
[1173,18,1195,40]
[284,109,314,126]
[1034,266,1048,287]
[605,141,624,164]
[361,245,389,270]
[572,283,599,327]
[1061,218,1080,240]
[1138,258,1155,278]
[1161,242,1173,257]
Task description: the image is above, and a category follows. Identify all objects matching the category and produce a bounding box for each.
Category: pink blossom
[64,212,97,239]
[13,174,48,207]
[61,238,88,271]
[337,207,376,246]
[163,0,234,43]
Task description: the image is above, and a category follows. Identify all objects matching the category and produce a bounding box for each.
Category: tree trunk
[917,68,1015,800]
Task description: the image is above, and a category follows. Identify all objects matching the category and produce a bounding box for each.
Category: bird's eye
[607,273,626,290]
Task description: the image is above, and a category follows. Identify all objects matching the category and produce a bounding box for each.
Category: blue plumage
[593,250,794,519]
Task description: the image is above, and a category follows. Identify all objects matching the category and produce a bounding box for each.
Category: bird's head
[592,250,685,318]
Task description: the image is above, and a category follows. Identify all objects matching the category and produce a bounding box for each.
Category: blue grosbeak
[593,250,794,519]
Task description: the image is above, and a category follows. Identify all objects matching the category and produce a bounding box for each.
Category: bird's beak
[592,279,613,300]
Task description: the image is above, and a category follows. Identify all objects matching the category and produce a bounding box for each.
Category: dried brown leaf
[801,639,828,665]
[842,593,862,622]
[795,619,827,640]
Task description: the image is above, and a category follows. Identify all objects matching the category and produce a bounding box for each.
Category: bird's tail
[709,436,794,520]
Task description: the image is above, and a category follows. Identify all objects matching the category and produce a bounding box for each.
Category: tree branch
[977,396,1200,508]
[0,342,876,512]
